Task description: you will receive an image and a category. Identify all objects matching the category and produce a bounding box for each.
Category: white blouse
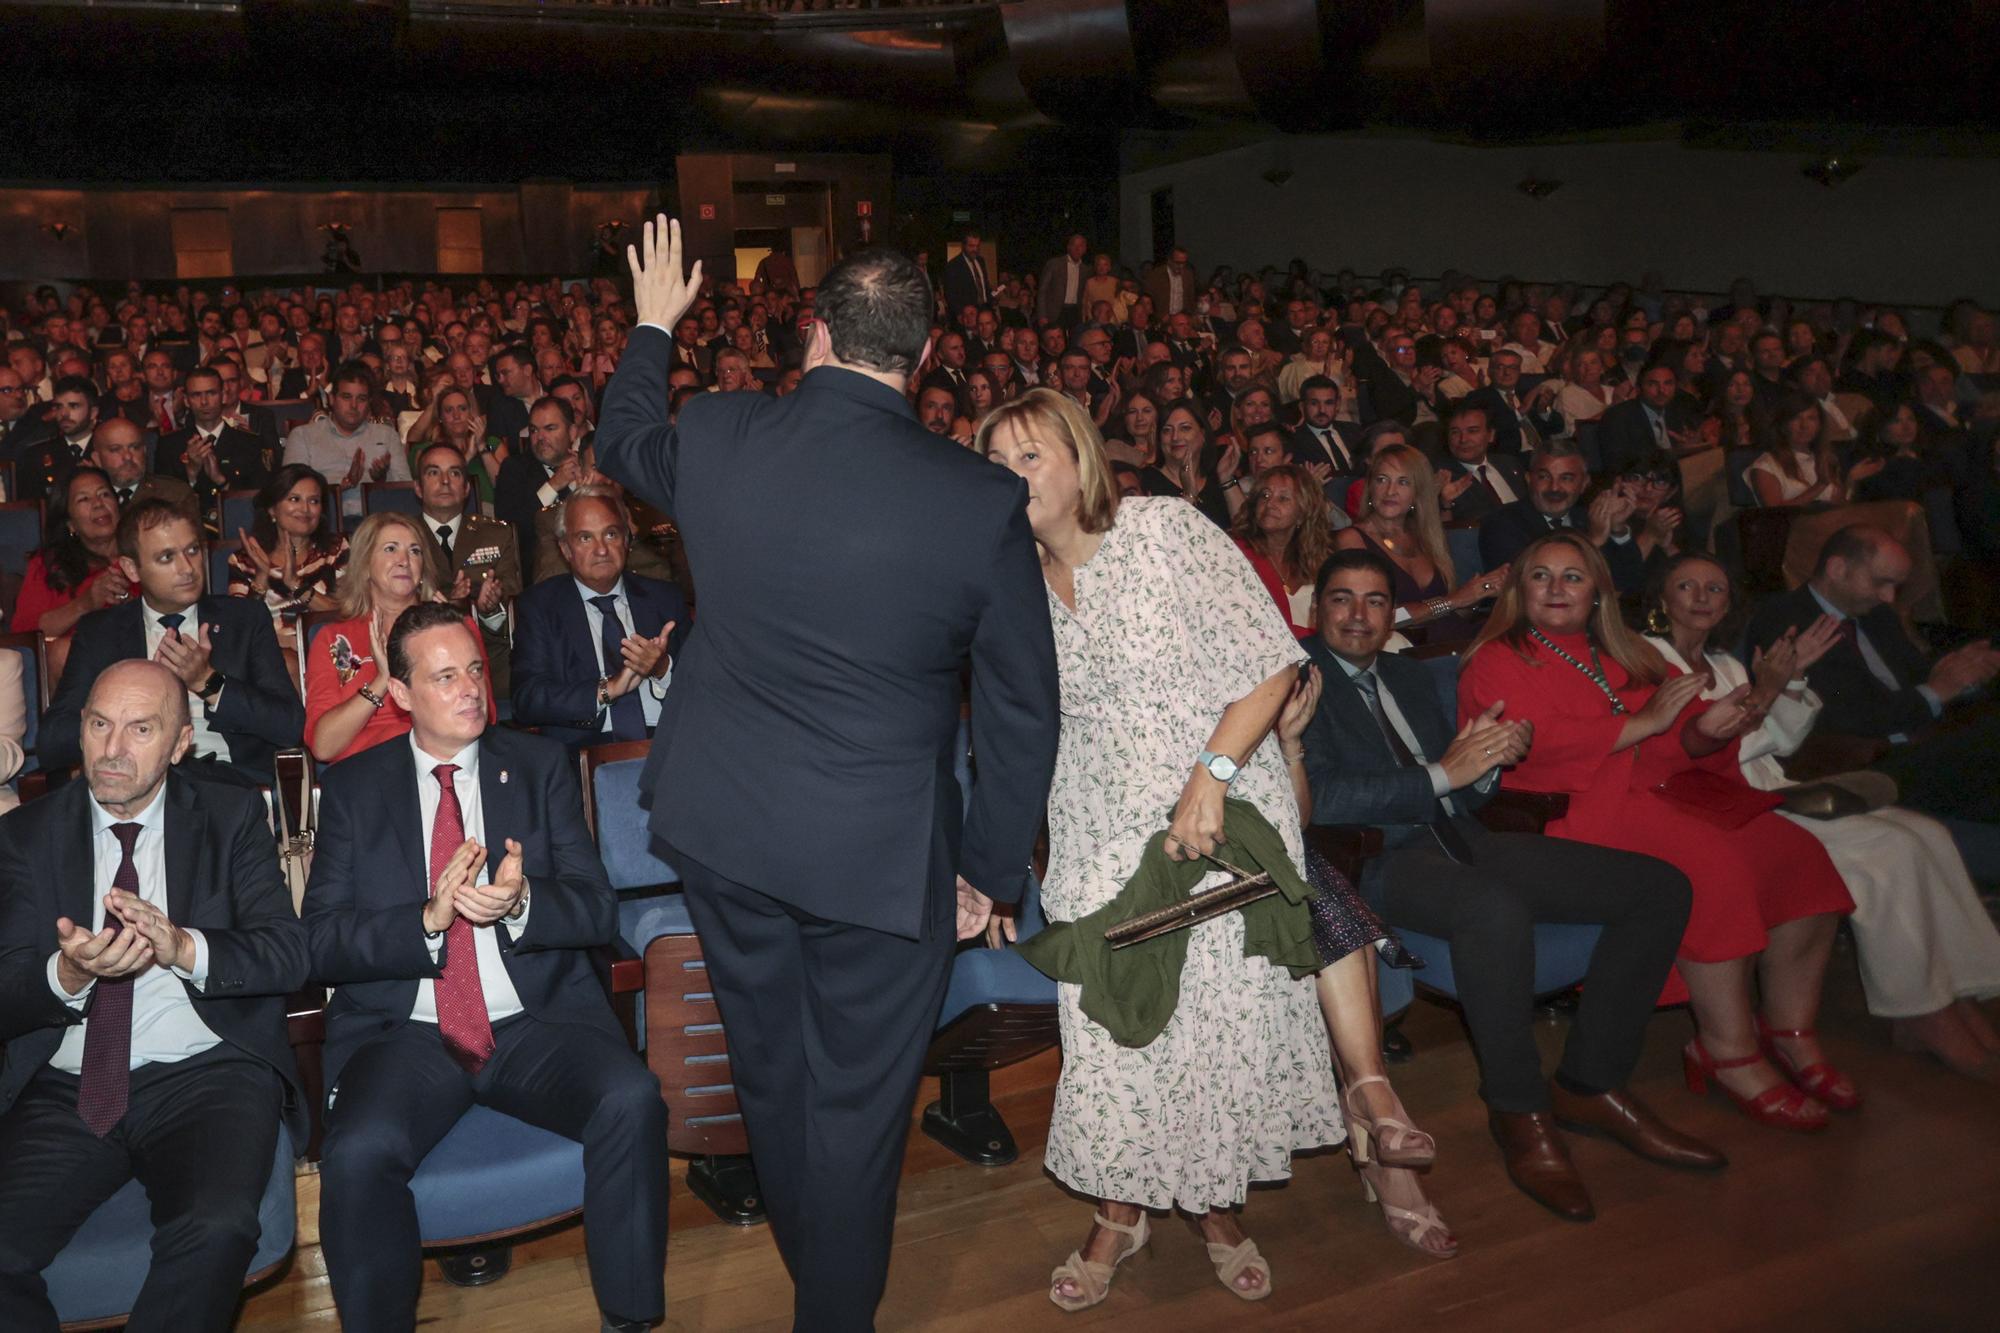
[1647,637,1821,790]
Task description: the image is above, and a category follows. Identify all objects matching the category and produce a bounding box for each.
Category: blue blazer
[42,593,306,780]
[510,572,689,749]
[596,327,1059,938]
[1299,639,1492,854]
[301,726,620,1090]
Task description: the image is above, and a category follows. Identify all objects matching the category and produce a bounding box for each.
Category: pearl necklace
[1530,628,1627,714]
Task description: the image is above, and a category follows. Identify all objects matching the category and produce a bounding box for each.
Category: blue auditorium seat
[0,500,42,580]
[220,490,260,546]
[412,1104,583,1246]
[209,541,238,598]
[0,632,42,780]
[44,1130,296,1325]
[362,481,423,517]
[1445,523,1484,582]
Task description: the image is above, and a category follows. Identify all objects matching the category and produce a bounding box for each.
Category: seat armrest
[1304,824,1384,883]
[1777,730,1891,782]
[591,942,645,1051]
[1475,789,1570,834]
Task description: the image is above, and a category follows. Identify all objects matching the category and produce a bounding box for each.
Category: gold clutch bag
[1104,852,1279,950]
[1778,770,1898,821]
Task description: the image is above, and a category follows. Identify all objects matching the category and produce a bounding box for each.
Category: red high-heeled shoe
[1683,1038,1829,1133]
[1758,1020,1862,1112]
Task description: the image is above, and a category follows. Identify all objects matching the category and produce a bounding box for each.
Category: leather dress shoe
[1550,1084,1728,1172]
[1488,1110,1594,1223]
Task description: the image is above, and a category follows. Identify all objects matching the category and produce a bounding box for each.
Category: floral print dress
[1041,496,1343,1212]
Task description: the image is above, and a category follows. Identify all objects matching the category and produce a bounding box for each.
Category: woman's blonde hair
[1361,443,1454,585]
[974,387,1119,535]
[1232,463,1334,583]
[1464,530,1666,685]
[338,510,443,619]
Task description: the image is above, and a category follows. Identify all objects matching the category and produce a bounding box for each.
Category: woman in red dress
[1458,531,1855,1132]
[1230,463,1333,638]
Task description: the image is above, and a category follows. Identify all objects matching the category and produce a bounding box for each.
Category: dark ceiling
[3,0,1998,183]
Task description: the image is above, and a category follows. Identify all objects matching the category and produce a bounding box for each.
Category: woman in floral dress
[980,389,1350,1311]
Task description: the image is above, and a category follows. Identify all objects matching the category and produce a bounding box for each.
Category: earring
[1646,606,1670,634]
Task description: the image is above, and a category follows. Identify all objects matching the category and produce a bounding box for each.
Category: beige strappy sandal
[1344,1074,1437,1168]
[1048,1210,1150,1313]
[1359,1164,1460,1260]
[1204,1234,1273,1301]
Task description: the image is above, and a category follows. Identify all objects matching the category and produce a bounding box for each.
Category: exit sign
[856,200,872,217]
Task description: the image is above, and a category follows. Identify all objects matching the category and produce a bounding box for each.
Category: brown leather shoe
[1550,1084,1729,1171]
[1487,1110,1594,1222]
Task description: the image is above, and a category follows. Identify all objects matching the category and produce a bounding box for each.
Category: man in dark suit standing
[0,660,308,1330]
[42,497,304,786]
[941,231,991,316]
[1434,400,1529,526]
[1745,525,2000,822]
[512,487,685,749]
[1479,441,1645,591]
[598,219,1058,1331]
[151,367,269,509]
[305,603,667,1333]
[1596,363,1703,492]
[1300,550,1715,1220]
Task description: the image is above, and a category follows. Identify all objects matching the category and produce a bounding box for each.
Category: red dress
[304,611,496,763]
[1231,536,1312,637]
[1458,629,1852,1003]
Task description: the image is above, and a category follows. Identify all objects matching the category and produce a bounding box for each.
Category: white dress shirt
[1465,458,1520,506]
[48,786,219,1072]
[576,578,669,731]
[141,601,233,764]
[411,735,528,1025]
[1062,258,1082,305]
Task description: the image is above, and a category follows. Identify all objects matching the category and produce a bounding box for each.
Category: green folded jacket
[1016,797,1320,1048]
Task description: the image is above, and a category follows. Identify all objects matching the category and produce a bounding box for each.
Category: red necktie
[430,764,494,1072]
[154,397,175,432]
[76,822,143,1137]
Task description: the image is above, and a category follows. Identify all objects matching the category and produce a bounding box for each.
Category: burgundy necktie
[76,822,143,1137]
[430,764,494,1072]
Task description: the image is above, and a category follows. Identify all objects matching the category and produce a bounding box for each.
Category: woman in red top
[305,510,493,764]
[1230,463,1331,637]
[1459,532,1855,1132]
[12,466,130,679]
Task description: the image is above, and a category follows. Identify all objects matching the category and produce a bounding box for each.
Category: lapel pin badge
[498,769,510,784]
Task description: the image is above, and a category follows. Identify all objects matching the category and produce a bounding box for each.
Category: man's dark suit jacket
[1595,398,1702,484]
[14,432,94,508]
[1437,452,1529,526]
[486,395,533,452]
[1298,639,1491,867]
[301,726,620,1090]
[1290,421,1363,476]
[1479,499,1645,590]
[941,254,991,317]
[493,451,559,571]
[511,571,689,749]
[42,594,305,779]
[1745,584,1937,739]
[152,423,270,503]
[1463,385,1565,456]
[596,325,1059,939]
[274,369,328,404]
[0,774,310,1145]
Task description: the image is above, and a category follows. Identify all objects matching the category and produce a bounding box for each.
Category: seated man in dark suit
[1462,349,1564,456]
[1479,440,1645,591]
[1434,399,1528,526]
[42,496,305,787]
[494,396,585,572]
[1596,362,1705,490]
[152,367,270,510]
[304,602,668,1333]
[0,659,308,1330]
[1299,549,1716,1221]
[1745,524,2000,822]
[1289,374,1364,478]
[513,488,686,749]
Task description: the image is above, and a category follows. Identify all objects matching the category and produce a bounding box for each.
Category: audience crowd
[2,232,1999,1326]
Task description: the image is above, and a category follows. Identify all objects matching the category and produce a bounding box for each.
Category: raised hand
[425,838,485,933]
[626,215,706,333]
[105,888,195,971]
[1276,666,1322,747]
[619,621,674,680]
[457,838,526,925]
[154,621,215,694]
[369,450,392,481]
[1789,614,1843,675]
[344,446,367,487]
[473,570,505,615]
[1693,681,1767,740]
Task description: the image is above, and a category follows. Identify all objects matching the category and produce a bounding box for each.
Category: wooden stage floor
[238,942,2000,1332]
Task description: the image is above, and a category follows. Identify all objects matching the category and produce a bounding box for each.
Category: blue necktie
[158,612,185,638]
[589,595,648,740]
